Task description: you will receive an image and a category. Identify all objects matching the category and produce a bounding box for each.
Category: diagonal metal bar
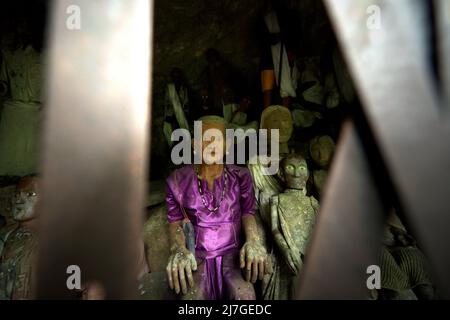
[35,0,152,299]
[436,0,450,113]
[324,0,450,296]
[298,121,386,299]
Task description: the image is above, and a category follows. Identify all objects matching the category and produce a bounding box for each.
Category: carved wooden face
[281,155,309,191]
[12,176,39,222]
[194,120,226,164]
[261,106,293,143]
[310,135,335,168]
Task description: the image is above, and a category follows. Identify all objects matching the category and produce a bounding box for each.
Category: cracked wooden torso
[274,190,319,255]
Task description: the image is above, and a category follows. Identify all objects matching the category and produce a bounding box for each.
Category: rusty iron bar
[302,0,450,297]
[35,0,152,299]
[298,121,386,299]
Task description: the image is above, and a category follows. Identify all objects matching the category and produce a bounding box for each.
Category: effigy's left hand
[240,240,273,283]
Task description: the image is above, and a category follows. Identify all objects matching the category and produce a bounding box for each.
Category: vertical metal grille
[35,0,153,299]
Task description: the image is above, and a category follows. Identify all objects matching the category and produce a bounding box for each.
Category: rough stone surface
[143,203,171,273]
[138,271,177,300]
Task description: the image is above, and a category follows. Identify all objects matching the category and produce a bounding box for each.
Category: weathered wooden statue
[165,116,271,300]
[0,176,38,300]
[262,154,319,299]
[309,135,335,197]
[163,68,190,147]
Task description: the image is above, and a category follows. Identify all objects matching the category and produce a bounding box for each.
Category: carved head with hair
[279,154,309,192]
[12,176,39,222]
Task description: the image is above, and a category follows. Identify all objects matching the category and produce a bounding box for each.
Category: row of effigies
[141,105,436,300]
[0,80,437,300]
[0,7,435,300]
[0,103,436,300]
[148,9,436,294]
[0,149,436,300]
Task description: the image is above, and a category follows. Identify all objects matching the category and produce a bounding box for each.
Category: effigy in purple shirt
[166,164,256,300]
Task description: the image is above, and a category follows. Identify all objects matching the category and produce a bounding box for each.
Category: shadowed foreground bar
[35,0,152,299]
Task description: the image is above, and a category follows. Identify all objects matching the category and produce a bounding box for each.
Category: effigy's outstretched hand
[166,245,197,295]
[240,239,273,283]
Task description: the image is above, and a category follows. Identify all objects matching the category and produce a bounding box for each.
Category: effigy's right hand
[166,246,197,295]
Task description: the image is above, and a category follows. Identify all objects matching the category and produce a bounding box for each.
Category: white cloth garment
[223,103,258,144]
[264,12,298,98]
[163,121,174,147]
[166,83,189,130]
[301,65,324,105]
[163,83,189,146]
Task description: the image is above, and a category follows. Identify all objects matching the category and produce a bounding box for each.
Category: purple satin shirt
[166,164,256,259]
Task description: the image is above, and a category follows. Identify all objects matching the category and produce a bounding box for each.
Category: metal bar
[35,0,152,299]
[324,0,450,296]
[298,121,385,299]
[436,0,450,113]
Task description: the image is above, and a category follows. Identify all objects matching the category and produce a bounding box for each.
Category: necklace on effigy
[196,166,228,213]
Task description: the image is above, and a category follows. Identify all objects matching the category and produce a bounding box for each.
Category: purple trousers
[182,252,256,300]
